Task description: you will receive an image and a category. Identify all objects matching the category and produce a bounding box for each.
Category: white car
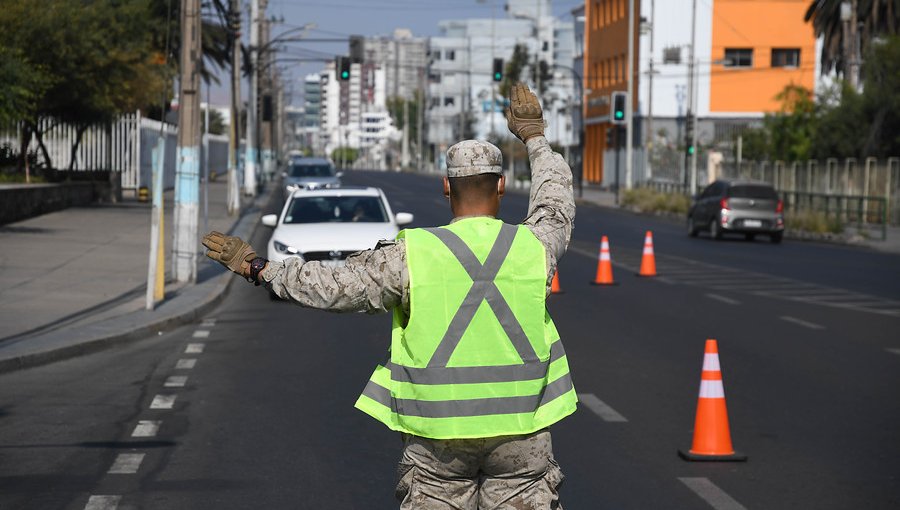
[262,187,414,266]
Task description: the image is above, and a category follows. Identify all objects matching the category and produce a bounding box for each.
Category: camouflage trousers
[395,429,564,510]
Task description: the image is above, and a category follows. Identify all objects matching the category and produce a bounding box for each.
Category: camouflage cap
[446,140,503,178]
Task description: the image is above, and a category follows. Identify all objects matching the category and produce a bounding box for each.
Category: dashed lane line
[780,316,826,330]
[164,375,188,388]
[185,343,205,354]
[705,293,741,305]
[108,453,145,474]
[192,330,210,338]
[887,348,900,356]
[149,395,177,410]
[131,420,160,437]
[679,477,748,510]
[577,393,628,422]
[84,495,121,510]
[175,358,197,370]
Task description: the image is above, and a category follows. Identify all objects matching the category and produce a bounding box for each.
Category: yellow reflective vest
[355,217,578,439]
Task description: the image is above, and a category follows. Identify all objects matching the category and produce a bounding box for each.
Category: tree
[805,0,900,77]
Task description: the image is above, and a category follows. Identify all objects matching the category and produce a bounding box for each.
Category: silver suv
[687,180,784,243]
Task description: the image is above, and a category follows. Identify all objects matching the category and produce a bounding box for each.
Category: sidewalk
[0,179,269,373]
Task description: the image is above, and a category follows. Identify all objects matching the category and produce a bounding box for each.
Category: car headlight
[273,240,300,255]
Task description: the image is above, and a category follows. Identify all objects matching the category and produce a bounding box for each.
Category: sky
[209,0,583,105]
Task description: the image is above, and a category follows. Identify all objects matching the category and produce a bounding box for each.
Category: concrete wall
[0,182,110,226]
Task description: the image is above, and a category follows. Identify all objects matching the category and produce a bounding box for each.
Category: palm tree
[805,0,900,76]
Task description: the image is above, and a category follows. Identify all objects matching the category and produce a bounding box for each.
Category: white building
[426,0,576,169]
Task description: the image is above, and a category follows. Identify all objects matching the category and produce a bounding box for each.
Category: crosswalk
[569,240,900,317]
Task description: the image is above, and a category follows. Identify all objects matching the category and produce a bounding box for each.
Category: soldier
[203,83,577,509]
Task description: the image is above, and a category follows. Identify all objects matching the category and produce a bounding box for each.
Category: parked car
[262,186,414,266]
[687,180,784,243]
[282,157,342,198]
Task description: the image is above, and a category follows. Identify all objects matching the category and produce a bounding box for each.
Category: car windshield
[289,164,334,178]
[728,185,777,199]
[283,196,388,224]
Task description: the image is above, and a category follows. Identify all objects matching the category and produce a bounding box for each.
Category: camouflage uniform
[260,136,574,509]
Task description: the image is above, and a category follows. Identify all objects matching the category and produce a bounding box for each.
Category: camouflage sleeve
[258,239,409,314]
[520,135,576,282]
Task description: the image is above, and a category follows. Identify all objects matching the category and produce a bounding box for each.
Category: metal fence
[1,112,229,192]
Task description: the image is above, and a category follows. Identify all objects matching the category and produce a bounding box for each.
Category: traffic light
[337,56,351,81]
[492,58,504,82]
[611,91,626,125]
[684,115,695,155]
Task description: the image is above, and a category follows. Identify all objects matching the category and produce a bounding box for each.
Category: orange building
[581,0,819,185]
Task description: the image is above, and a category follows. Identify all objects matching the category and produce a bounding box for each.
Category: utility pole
[227,0,242,215]
[646,0,655,181]
[172,0,202,283]
[624,0,635,190]
[687,0,699,194]
[244,0,259,196]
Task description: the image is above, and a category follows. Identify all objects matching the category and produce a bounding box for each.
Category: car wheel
[745,233,756,241]
[687,216,698,237]
[770,232,783,244]
[709,218,722,240]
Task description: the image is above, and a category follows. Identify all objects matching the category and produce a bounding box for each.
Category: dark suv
[687,180,784,243]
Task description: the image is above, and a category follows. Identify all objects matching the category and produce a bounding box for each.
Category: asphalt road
[1,169,898,509]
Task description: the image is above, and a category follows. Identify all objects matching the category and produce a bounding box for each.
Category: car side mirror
[261,214,278,227]
[395,212,414,226]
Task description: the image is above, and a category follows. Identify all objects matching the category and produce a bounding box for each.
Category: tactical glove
[202,231,256,277]
[505,83,545,142]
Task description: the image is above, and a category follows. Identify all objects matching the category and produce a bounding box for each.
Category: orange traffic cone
[551,270,563,294]
[638,231,657,277]
[590,236,616,285]
[678,339,747,462]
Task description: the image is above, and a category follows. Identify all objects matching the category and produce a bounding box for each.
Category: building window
[771,48,800,68]
[724,48,753,68]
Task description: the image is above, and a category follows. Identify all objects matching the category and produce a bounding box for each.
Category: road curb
[0,189,272,375]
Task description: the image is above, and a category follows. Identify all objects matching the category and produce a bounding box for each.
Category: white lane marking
[780,315,826,330]
[679,477,748,510]
[175,359,197,370]
[185,343,205,354]
[201,318,216,327]
[577,393,628,422]
[164,375,188,388]
[84,495,121,510]
[150,395,176,410]
[706,293,741,305]
[131,420,160,437]
[192,330,210,338]
[887,348,900,356]
[108,453,145,474]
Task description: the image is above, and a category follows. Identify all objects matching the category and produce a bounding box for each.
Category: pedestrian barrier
[551,270,563,294]
[637,231,657,277]
[678,339,747,462]
[590,236,616,285]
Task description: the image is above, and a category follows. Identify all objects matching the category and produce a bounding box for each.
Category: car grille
[302,250,352,262]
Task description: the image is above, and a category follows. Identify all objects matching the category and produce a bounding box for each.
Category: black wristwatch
[248,257,268,285]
